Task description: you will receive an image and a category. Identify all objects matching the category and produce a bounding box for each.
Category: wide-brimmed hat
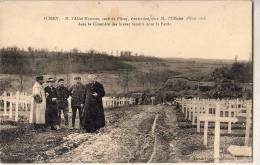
[47,77,55,82]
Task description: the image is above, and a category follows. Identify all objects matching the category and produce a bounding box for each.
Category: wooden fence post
[189,104,192,121]
[245,101,251,146]
[109,97,111,107]
[9,93,13,119]
[23,93,26,111]
[29,97,34,123]
[203,103,209,146]
[214,102,220,163]
[228,108,232,134]
[3,91,7,115]
[112,97,114,107]
[185,105,188,119]
[197,100,202,133]
[25,100,28,112]
[192,99,196,125]
[15,91,19,122]
[197,117,200,133]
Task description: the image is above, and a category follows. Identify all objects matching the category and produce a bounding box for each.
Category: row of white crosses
[0,91,135,122]
[0,91,32,122]
[178,97,252,162]
[102,96,135,108]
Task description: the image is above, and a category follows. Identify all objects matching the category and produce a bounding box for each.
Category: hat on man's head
[87,74,97,80]
[58,78,64,82]
[47,77,55,82]
[74,76,81,80]
[36,75,43,81]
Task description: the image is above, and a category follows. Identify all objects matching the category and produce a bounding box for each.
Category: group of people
[31,74,106,133]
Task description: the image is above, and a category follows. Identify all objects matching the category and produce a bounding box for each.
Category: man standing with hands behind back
[69,76,85,129]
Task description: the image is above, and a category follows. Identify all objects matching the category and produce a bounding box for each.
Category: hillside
[0,47,235,95]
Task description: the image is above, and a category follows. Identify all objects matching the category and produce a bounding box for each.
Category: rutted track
[44,105,177,163]
[1,105,252,163]
[0,105,178,163]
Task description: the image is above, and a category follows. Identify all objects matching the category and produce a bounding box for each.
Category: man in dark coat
[44,77,59,130]
[56,78,70,127]
[82,74,105,133]
[69,76,85,129]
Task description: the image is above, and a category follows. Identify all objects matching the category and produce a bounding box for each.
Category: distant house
[198,81,215,91]
[162,76,218,92]
[163,76,198,91]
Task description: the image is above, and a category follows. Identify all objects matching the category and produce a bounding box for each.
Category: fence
[176,97,252,162]
[0,91,134,123]
[0,91,32,122]
[102,96,135,108]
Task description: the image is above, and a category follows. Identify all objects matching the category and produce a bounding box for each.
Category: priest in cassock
[82,74,106,133]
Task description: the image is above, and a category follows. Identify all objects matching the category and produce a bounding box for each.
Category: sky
[0,1,252,60]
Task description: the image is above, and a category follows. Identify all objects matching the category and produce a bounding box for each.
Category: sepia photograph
[0,0,255,163]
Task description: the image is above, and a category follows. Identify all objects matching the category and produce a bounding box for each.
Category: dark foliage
[208,62,252,99]
[0,47,161,75]
[211,62,252,83]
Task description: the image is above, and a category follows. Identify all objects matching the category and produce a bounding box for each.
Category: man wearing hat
[30,75,46,129]
[82,74,106,133]
[44,77,59,130]
[69,76,85,129]
[56,78,70,127]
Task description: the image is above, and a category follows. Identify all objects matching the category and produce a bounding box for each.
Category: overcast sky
[0,1,252,60]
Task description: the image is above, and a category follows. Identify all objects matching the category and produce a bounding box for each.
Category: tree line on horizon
[0,46,162,75]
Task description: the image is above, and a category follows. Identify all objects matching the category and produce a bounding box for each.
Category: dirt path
[1,105,251,163]
[47,105,162,163]
[1,105,149,163]
[44,105,179,163]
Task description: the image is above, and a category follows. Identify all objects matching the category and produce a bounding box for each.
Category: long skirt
[82,103,105,133]
[45,106,59,127]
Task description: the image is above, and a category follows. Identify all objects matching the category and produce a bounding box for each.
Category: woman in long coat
[82,75,105,133]
[30,76,46,129]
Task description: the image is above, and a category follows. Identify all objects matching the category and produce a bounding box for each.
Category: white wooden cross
[151,96,155,105]
[3,91,7,116]
[8,92,13,119]
[235,100,252,146]
[198,102,238,163]
[15,91,19,122]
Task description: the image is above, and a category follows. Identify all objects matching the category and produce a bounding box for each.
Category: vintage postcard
[0,0,254,163]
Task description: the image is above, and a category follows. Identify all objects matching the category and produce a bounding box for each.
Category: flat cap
[36,75,43,81]
[74,76,81,80]
[58,78,64,82]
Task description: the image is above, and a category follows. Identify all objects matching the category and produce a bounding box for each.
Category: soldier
[31,75,46,130]
[56,78,70,128]
[44,77,59,130]
[69,76,85,129]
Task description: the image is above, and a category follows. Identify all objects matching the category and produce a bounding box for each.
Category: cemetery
[0,90,253,162]
[176,97,252,162]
